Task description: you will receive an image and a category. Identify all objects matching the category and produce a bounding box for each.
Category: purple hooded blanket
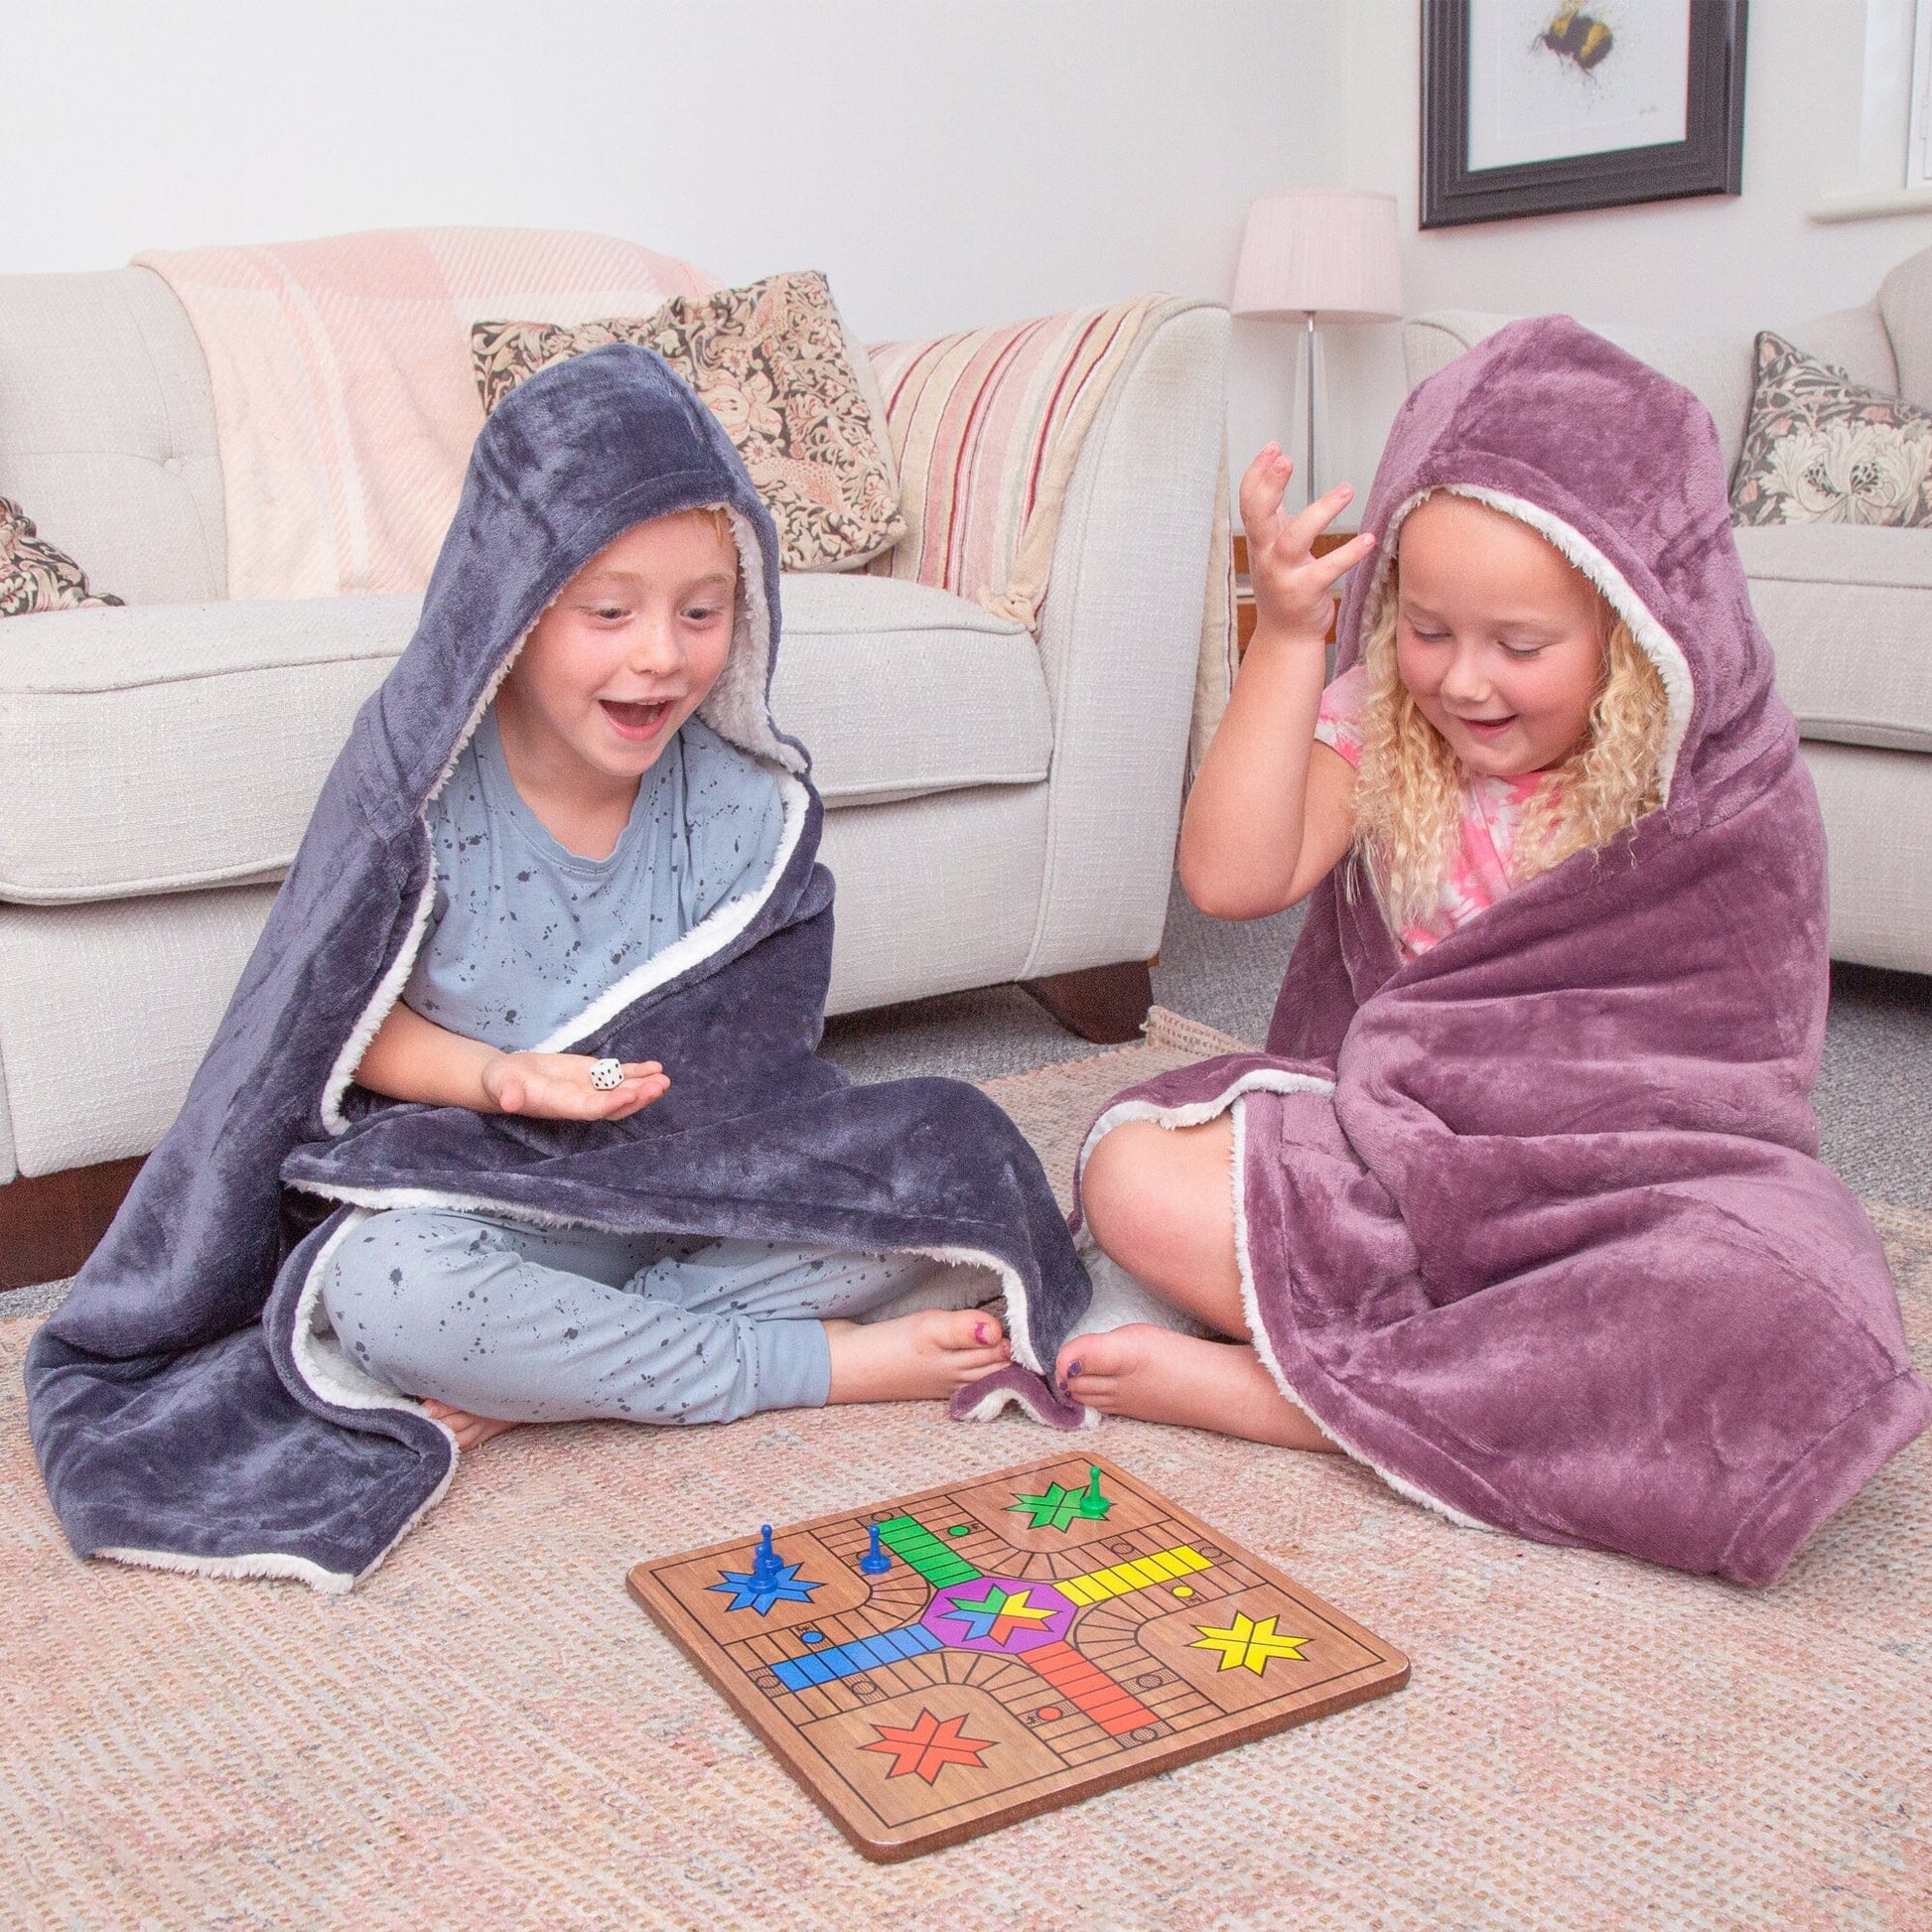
[1006,318,1928,1587]
[27,346,1090,1591]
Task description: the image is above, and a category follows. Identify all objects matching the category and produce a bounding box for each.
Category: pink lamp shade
[1232,190,1402,322]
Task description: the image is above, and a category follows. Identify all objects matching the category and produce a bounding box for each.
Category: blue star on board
[708,1558,822,1616]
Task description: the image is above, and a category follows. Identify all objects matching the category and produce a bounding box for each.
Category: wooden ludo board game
[626,1454,1409,1861]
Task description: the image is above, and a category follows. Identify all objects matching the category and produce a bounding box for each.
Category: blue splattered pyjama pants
[320,1209,945,1424]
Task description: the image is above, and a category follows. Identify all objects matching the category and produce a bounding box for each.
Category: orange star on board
[862,1708,997,1784]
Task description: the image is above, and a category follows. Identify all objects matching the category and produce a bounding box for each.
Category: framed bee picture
[1421,1,1747,228]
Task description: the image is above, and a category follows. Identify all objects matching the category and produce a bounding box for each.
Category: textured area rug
[3,1011,1926,1930]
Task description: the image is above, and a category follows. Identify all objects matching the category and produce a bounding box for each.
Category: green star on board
[1010,1467,1111,1532]
[1009,1482,1083,1531]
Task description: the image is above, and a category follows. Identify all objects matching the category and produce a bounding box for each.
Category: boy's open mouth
[601,698,674,741]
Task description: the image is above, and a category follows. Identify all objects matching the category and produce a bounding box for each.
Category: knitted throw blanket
[134,227,714,601]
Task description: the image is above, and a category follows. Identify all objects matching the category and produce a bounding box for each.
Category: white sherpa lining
[321,863,442,1136]
[1068,1067,1338,1193]
[94,1545,356,1593]
[953,1378,1102,1431]
[319,635,526,1135]
[1363,484,1696,801]
[292,1209,455,1418]
[909,1245,1036,1373]
[699,508,805,776]
[283,1169,1047,1386]
[321,501,801,1130]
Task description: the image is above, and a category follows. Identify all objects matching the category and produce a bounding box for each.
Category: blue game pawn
[858,1522,892,1576]
[752,1524,781,1583]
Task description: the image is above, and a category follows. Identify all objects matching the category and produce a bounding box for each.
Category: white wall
[1318,0,1932,502]
[11,2,1931,515]
[4,0,1343,482]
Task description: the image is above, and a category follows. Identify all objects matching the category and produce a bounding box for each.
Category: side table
[1233,530,1354,655]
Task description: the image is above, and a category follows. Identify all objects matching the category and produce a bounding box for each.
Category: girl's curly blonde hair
[1350,555,1672,935]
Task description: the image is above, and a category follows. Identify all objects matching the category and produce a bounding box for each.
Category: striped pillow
[864,298,1235,770]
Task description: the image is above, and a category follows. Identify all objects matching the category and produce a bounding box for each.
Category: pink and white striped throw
[135,228,716,601]
[867,298,1234,768]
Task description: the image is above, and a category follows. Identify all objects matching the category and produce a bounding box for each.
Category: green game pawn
[1075,1465,1111,1520]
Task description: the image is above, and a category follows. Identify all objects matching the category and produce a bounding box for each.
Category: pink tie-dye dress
[1313,664,1542,958]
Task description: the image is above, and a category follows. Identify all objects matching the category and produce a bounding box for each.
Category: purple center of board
[919,1576,1077,1655]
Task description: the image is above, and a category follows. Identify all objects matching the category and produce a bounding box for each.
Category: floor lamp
[1232,190,1402,510]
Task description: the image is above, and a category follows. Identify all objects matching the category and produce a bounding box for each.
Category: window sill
[1807,187,1932,223]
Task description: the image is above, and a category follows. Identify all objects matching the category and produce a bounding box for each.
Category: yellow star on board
[1188,1611,1310,1676]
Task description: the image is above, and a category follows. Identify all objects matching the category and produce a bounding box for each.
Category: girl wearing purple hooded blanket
[1031,317,1928,1587]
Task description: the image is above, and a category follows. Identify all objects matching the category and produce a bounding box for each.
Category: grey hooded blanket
[27,345,1091,1591]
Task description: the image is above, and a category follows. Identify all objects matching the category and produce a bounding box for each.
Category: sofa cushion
[771,575,1051,803]
[0,268,224,606]
[473,271,904,571]
[0,595,419,902]
[1730,333,1932,528]
[0,575,1050,903]
[1788,302,1900,400]
[1734,524,1932,754]
[2,496,124,615]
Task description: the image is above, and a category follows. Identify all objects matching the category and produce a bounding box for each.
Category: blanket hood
[319,345,812,1135]
[359,342,805,840]
[1335,315,1786,824]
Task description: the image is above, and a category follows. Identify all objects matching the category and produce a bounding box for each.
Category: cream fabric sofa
[0,266,1228,1210]
[1405,245,1932,979]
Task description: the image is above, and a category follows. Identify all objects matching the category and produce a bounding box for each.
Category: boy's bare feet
[825,1310,1011,1404]
[1055,1324,1337,1452]
[423,1399,522,1451]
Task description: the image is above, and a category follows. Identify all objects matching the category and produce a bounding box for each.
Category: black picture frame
[1421,1,1747,229]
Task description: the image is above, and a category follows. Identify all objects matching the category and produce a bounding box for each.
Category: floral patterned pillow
[1729,332,1932,527]
[472,270,904,572]
[1,497,124,615]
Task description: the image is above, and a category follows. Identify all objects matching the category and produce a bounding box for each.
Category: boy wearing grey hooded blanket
[27,346,1091,1590]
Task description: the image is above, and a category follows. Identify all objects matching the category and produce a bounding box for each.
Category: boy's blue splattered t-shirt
[402,708,784,1050]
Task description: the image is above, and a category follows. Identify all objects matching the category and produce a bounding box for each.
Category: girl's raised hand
[482,1052,669,1121]
[1239,444,1375,649]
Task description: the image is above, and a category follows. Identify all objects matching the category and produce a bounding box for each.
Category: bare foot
[1055,1323,1337,1451]
[825,1310,1011,1404]
[422,1399,523,1451]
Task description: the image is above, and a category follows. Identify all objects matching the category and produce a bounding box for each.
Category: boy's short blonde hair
[682,504,735,549]
[1350,566,1671,935]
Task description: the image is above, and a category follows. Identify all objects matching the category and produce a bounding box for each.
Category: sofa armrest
[1021,302,1229,978]
[1787,301,1899,398]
